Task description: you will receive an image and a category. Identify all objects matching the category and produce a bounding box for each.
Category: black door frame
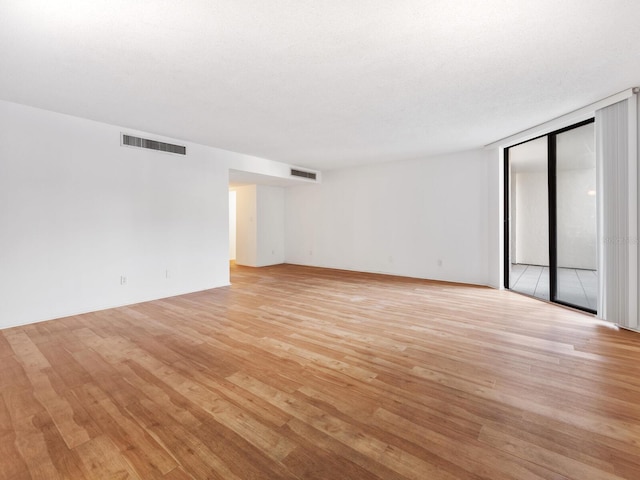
[503,118,596,314]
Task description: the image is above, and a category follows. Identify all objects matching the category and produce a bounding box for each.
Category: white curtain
[596,96,639,330]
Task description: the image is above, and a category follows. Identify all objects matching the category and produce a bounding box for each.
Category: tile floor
[509,264,597,311]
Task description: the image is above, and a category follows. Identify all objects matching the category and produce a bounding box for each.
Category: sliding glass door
[554,122,597,310]
[505,137,550,301]
[504,119,597,313]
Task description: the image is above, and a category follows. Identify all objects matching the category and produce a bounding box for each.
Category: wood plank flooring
[1,263,640,479]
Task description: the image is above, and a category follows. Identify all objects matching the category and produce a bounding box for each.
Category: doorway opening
[504,119,597,313]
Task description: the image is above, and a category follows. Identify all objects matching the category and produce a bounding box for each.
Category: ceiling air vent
[121,134,186,155]
[290,168,317,181]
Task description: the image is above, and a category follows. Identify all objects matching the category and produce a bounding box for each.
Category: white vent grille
[121,134,186,155]
[290,168,317,180]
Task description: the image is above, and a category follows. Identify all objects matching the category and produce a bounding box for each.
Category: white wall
[486,148,503,289]
[0,100,298,329]
[514,171,549,266]
[256,186,285,266]
[556,168,597,269]
[235,185,285,267]
[229,190,237,260]
[235,185,258,267]
[285,149,491,285]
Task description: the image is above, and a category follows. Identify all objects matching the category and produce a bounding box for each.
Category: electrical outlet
[437,259,443,267]
[120,275,127,285]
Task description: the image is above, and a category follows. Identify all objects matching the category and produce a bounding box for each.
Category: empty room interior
[2,2,640,479]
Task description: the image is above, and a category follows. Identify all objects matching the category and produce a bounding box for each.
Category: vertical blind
[596,96,639,330]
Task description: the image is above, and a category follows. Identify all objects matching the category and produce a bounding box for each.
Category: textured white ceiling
[2,1,640,170]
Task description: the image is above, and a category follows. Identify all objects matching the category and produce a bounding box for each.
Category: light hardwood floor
[1,264,640,479]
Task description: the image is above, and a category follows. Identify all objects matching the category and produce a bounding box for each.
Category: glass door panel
[555,123,597,310]
[507,136,550,301]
